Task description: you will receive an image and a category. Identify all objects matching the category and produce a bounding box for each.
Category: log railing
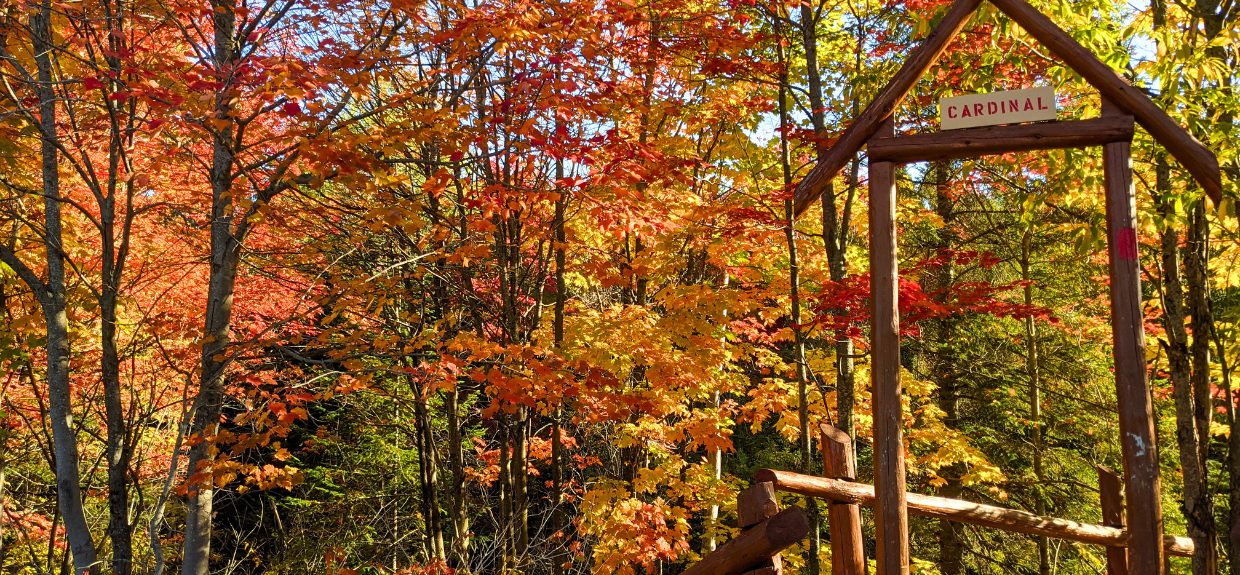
[749,423,1193,575]
[680,424,1191,575]
[755,467,1194,557]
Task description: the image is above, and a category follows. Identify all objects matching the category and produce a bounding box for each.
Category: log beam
[988,0,1221,204]
[867,117,1134,164]
[791,0,985,215]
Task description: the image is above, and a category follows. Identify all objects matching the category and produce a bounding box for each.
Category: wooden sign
[939,86,1056,130]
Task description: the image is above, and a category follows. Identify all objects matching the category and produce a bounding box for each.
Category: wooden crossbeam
[988,0,1222,204]
[791,0,1222,217]
[753,469,1194,557]
[867,116,1134,164]
[790,0,985,216]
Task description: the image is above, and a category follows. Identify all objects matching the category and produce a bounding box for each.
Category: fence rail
[680,423,1190,575]
[754,467,1193,557]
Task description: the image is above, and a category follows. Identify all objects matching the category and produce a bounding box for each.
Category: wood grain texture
[752,470,1194,557]
[988,0,1221,204]
[737,482,783,575]
[821,424,864,575]
[738,483,780,529]
[790,0,985,216]
[867,117,1134,164]
[1098,465,1128,575]
[679,507,808,575]
[868,120,909,575]
[820,423,856,480]
[741,568,779,575]
[1101,99,1166,575]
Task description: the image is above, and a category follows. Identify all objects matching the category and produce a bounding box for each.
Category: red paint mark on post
[1117,228,1138,260]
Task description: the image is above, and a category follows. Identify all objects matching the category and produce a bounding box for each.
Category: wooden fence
[682,423,1192,575]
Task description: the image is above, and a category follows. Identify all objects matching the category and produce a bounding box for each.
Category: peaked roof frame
[790,0,1223,216]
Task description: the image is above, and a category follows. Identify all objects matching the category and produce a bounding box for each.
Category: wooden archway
[791,0,1223,573]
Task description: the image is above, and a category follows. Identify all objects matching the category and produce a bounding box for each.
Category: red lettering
[974,103,984,116]
[961,105,972,118]
[1024,98,1033,111]
[1038,97,1048,110]
[948,105,957,119]
[988,101,998,114]
[1009,99,1019,113]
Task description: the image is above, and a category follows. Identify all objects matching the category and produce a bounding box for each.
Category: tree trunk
[936,381,964,575]
[1022,231,1050,575]
[1223,329,1240,575]
[930,163,964,575]
[498,412,512,572]
[1186,200,1214,467]
[513,409,529,566]
[1183,198,1218,574]
[28,3,98,572]
[99,1,137,568]
[181,232,238,575]
[448,388,470,569]
[0,433,6,567]
[1157,169,1214,575]
[551,413,565,573]
[801,0,858,453]
[706,273,728,554]
[831,25,867,446]
[705,389,723,553]
[99,174,133,575]
[777,35,820,574]
[181,2,240,572]
[101,290,133,575]
[829,158,859,443]
[552,156,568,575]
[936,362,963,575]
[415,396,445,561]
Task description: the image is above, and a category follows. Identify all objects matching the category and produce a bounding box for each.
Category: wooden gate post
[822,423,865,574]
[1098,465,1128,575]
[1100,99,1164,574]
[869,118,910,574]
[737,482,783,575]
